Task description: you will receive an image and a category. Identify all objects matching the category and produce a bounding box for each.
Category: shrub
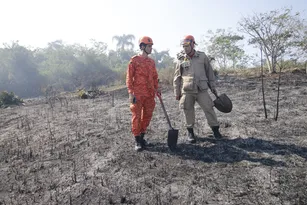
[77,89,89,99]
[0,91,24,108]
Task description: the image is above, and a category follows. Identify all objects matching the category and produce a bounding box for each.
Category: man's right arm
[173,61,182,98]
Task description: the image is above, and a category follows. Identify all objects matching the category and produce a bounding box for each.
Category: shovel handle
[207,83,219,99]
[213,92,219,99]
[157,93,173,130]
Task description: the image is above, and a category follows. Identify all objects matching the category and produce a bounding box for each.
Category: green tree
[0,41,43,97]
[108,49,137,71]
[112,34,135,50]
[37,40,77,90]
[36,40,117,91]
[151,49,174,69]
[203,29,246,69]
[291,24,307,66]
[73,43,117,88]
[238,7,305,73]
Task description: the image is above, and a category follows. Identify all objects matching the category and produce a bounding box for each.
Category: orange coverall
[126,55,159,137]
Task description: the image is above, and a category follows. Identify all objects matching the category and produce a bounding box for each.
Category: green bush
[77,89,89,99]
[0,91,24,108]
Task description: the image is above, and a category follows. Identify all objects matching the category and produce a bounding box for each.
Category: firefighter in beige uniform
[173,35,223,143]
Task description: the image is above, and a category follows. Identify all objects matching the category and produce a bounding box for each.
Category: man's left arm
[152,62,160,94]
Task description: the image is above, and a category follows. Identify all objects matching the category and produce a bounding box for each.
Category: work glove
[129,93,136,104]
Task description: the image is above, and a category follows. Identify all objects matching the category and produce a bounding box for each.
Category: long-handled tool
[157,93,179,151]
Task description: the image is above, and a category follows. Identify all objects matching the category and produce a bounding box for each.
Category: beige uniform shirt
[173,50,216,97]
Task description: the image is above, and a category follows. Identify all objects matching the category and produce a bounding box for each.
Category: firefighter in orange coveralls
[126,36,160,151]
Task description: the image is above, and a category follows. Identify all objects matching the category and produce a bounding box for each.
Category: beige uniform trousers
[179,90,219,128]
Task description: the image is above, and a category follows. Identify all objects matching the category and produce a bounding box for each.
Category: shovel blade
[167,129,179,151]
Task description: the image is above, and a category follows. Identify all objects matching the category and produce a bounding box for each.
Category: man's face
[182,42,193,54]
[142,44,153,54]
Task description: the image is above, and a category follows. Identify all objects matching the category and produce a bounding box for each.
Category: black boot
[134,136,142,151]
[211,126,223,139]
[140,133,150,147]
[187,128,196,143]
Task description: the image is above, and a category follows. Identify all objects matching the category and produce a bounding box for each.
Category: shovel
[157,93,179,151]
[208,84,233,113]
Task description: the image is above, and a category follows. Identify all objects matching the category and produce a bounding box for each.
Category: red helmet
[139,36,154,46]
[181,35,197,45]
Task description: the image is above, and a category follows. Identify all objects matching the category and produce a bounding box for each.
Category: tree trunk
[260,46,268,119]
[271,55,277,73]
[266,59,272,73]
[275,61,282,121]
[111,91,114,107]
[223,56,227,69]
[263,49,272,73]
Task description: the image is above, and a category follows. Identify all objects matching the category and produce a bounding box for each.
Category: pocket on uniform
[198,76,209,91]
[182,76,195,91]
[179,94,194,110]
[179,94,186,109]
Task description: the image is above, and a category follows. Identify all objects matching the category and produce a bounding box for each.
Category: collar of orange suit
[138,54,151,59]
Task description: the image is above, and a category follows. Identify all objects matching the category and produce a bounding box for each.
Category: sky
[0,0,306,57]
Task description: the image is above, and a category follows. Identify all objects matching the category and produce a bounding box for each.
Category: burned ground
[0,72,306,205]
